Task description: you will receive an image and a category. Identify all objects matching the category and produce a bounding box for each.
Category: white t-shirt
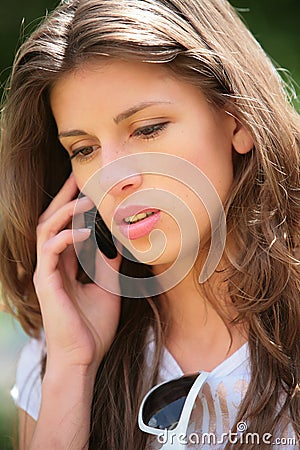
[145,339,250,449]
[11,336,44,421]
[11,335,298,449]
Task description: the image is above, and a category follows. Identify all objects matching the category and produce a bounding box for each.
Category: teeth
[124,211,155,224]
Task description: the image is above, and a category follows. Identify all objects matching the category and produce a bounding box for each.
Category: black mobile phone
[84,207,118,259]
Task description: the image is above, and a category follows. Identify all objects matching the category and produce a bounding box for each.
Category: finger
[38,195,93,231]
[39,173,78,222]
[34,229,91,341]
[60,241,80,280]
[36,196,94,260]
[35,228,91,282]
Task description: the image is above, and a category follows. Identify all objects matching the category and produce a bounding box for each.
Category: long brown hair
[0,1,299,448]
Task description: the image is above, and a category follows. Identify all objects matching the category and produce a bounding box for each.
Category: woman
[0,0,299,448]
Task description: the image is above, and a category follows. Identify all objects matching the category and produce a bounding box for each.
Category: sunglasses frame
[138,371,208,448]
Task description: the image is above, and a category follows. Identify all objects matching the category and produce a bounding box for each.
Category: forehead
[49,58,208,119]
[51,58,174,95]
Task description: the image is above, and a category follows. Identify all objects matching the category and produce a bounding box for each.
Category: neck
[158,266,248,373]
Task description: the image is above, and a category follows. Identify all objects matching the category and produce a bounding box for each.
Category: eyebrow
[113,101,171,124]
[58,101,171,138]
[58,129,88,139]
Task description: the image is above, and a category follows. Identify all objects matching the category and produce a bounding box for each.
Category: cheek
[74,177,85,194]
[190,134,234,201]
[73,169,100,203]
[210,159,234,202]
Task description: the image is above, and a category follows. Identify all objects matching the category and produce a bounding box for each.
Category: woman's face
[50,59,251,271]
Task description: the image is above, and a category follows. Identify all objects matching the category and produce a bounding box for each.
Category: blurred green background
[0,1,299,449]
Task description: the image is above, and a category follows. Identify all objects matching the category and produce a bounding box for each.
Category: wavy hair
[0,0,299,448]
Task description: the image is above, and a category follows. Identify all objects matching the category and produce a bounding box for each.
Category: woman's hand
[33,173,122,377]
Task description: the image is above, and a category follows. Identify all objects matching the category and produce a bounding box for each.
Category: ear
[231,118,254,155]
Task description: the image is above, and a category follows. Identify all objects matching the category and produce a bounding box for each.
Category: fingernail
[78,196,93,205]
[76,228,91,234]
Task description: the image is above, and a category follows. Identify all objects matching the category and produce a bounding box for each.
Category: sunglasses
[138,371,208,449]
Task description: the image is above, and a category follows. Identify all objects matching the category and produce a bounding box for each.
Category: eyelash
[69,122,169,161]
[69,145,100,161]
[131,121,169,139]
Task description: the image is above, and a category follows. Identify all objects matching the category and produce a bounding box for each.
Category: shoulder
[11,331,45,421]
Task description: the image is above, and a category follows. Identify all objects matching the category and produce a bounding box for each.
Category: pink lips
[114,205,161,240]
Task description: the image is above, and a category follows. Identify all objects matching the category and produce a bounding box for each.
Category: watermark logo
[72,152,227,297]
[157,422,298,446]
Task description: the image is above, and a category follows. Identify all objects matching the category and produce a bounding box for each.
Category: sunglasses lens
[142,373,199,430]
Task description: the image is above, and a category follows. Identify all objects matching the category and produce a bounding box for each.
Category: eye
[132,122,169,139]
[70,145,100,161]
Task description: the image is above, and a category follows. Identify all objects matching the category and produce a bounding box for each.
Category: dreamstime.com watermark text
[157,422,298,446]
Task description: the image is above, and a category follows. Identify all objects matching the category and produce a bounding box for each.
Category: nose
[98,159,143,197]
